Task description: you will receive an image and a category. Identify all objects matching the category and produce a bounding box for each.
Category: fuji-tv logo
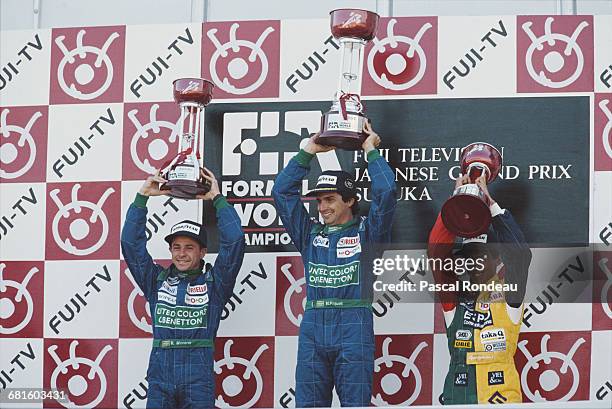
[275,256,306,336]
[363,16,437,95]
[220,110,340,178]
[517,15,593,92]
[50,26,125,104]
[0,262,44,338]
[202,20,280,99]
[214,337,274,407]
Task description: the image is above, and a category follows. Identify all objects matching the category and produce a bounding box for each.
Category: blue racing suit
[121,193,245,409]
[272,149,397,407]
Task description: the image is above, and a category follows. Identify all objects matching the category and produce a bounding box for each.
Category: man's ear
[200,247,207,258]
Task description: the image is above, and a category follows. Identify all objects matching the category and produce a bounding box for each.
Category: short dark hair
[340,192,360,215]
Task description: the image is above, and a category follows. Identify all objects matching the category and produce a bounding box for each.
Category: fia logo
[203,21,280,98]
[215,339,271,407]
[52,27,124,102]
[123,266,152,334]
[0,263,39,335]
[518,333,587,402]
[124,102,180,177]
[0,108,44,181]
[221,110,339,176]
[47,183,119,259]
[372,337,429,406]
[46,340,115,408]
[518,16,593,92]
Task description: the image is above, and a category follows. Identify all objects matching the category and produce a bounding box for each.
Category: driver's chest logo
[154,279,209,329]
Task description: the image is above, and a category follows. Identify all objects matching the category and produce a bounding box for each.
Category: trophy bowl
[330,8,379,41]
[441,184,492,238]
[173,78,214,106]
[460,142,503,183]
[160,78,214,199]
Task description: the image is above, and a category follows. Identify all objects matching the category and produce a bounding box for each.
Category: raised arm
[362,122,397,244]
[120,173,167,301]
[272,135,331,252]
[476,176,532,307]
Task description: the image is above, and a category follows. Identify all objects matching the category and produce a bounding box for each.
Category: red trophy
[160,78,214,199]
[441,142,503,238]
[316,8,380,150]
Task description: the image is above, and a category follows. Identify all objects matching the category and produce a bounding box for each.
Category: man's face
[170,236,206,271]
[316,192,353,226]
[466,249,497,285]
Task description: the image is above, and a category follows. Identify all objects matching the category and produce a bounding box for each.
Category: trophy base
[161,179,211,200]
[441,185,491,238]
[317,109,367,150]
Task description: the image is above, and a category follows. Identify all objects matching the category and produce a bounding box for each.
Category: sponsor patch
[488,371,505,386]
[154,304,207,329]
[479,302,490,311]
[484,341,507,352]
[185,293,209,306]
[187,283,207,295]
[337,244,361,258]
[313,236,329,247]
[462,309,493,329]
[454,340,472,349]
[167,276,180,285]
[317,175,337,185]
[160,280,177,295]
[308,261,360,288]
[480,328,506,343]
[171,222,200,235]
[455,329,472,340]
[157,292,176,305]
[489,291,504,302]
[454,372,468,386]
[337,235,360,248]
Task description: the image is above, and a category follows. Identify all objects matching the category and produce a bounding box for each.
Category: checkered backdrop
[0,14,611,408]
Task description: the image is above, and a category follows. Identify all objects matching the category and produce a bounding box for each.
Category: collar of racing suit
[157,260,206,281]
[321,217,359,234]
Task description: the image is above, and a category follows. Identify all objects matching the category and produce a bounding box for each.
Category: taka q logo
[47,341,113,408]
[55,29,119,100]
[50,184,114,256]
[0,263,38,335]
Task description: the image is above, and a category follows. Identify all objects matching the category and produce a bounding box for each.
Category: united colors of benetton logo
[363,17,437,96]
[202,20,280,98]
[122,102,181,179]
[0,106,48,183]
[50,26,125,104]
[517,16,593,93]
